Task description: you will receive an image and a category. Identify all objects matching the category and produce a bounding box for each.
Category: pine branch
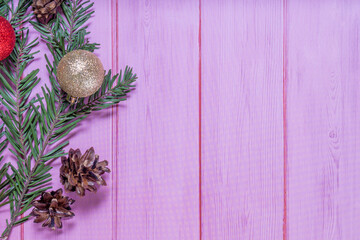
[0,29,41,190]
[30,0,99,96]
[71,67,137,113]
[0,30,40,155]
[31,0,99,60]
[0,0,40,217]
[1,108,58,239]
[0,164,12,208]
[0,1,48,239]
[1,64,137,237]
[0,0,11,18]
[0,125,11,208]
[9,0,32,28]
[1,0,136,238]
[0,124,6,156]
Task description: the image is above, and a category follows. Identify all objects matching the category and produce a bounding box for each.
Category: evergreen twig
[0,0,136,239]
[0,124,11,208]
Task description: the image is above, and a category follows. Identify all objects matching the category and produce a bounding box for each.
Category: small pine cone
[60,147,111,196]
[32,0,63,23]
[31,189,75,230]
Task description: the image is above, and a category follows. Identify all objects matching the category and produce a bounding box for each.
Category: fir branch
[0,1,39,218]
[0,0,11,18]
[1,106,58,239]
[0,124,7,158]
[0,65,137,237]
[9,0,32,29]
[71,67,137,113]
[0,0,136,238]
[0,1,46,239]
[30,0,99,95]
[30,0,99,61]
[0,125,11,208]
[0,164,11,208]
[0,30,40,158]
[62,0,96,52]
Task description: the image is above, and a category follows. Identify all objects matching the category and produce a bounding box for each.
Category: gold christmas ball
[57,50,105,98]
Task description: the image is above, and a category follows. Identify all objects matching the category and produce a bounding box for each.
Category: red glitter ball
[0,16,15,61]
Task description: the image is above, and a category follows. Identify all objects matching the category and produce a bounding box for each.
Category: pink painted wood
[2,0,360,239]
[114,0,200,239]
[286,0,360,239]
[201,0,284,239]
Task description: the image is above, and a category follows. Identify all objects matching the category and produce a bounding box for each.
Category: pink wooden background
[1,0,360,239]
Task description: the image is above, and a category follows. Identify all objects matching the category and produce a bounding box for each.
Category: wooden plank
[115,0,200,239]
[23,1,114,239]
[286,0,360,239]
[201,1,284,239]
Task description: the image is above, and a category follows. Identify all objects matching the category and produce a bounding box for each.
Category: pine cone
[32,0,63,23]
[31,189,75,230]
[60,147,111,196]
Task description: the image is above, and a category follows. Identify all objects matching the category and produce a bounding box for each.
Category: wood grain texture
[201,0,284,239]
[286,0,360,239]
[115,0,200,239]
[23,1,114,239]
[2,1,360,239]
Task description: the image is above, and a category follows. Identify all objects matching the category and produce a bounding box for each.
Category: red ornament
[0,16,15,61]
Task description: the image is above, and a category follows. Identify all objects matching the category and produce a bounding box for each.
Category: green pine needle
[0,0,136,239]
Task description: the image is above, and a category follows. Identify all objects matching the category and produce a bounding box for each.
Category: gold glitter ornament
[57,50,105,98]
